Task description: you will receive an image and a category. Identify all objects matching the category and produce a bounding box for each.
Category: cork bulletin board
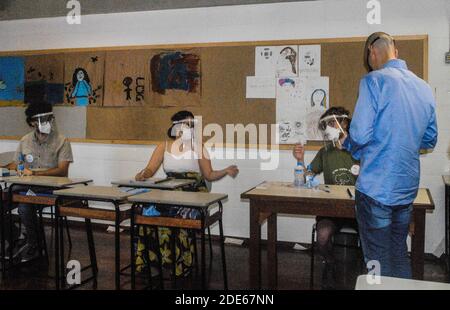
[0,35,428,149]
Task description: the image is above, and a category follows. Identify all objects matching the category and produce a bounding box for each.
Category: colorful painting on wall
[0,57,25,106]
[148,49,201,107]
[24,54,65,105]
[64,52,105,106]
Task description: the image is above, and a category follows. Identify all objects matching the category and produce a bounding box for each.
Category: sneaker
[14,243,39,263]
[20,244,39,263]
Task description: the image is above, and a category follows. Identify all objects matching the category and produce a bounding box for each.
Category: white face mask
[324,125,341,141]
[181,127,193,142]
[38,121,52,135]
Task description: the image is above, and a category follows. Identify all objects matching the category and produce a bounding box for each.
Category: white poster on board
[303,76,329,141]
[275,77,307,144]
[299,45,321,77]
[246,76,276,98]
[255,46,298,77]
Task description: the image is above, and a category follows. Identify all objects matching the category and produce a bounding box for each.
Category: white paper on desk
[276,77,307,144]
[299,45,321,77]
[246,76,275,98]
[255,46,298,77]
[304,76,329,141]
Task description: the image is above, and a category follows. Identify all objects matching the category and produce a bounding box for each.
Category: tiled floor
[0,225,448,290]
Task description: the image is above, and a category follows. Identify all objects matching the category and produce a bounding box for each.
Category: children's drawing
[24,54,65,105]
[304,77,329,140]
[311,88,327,108]
[64,53,104,106]
[276,77,307,144]
[150,51,201,95]
[277,77,301,105]
[246,76,275,99]
[279,121,293,143]
[299,45,321,77]
[255,46,298,77]
[0,57,25,105]
[69,68,92,106]
[276,47,297,77]
[305,110,325,141]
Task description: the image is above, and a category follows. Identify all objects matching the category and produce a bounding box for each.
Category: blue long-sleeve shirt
[344,59,437,206]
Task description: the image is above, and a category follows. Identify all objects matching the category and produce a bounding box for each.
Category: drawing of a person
[311,89,327,108]
[276,47,297,77]
[70,68,92,106]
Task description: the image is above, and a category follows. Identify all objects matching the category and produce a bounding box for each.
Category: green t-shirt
[309,144,359,186]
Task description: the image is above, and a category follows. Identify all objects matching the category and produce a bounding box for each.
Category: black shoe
[321,261,337,290]
[16,243,39,263]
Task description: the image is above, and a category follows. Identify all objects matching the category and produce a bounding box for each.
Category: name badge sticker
[351,164,360,176]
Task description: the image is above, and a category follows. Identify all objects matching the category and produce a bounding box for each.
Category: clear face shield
[318,114,349,149]
[31,112,54,135]
[170,118,199,154]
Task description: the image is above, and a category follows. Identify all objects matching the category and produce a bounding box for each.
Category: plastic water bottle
[17,153,25,177]
[294,162,305,187]
[305,164,313,189]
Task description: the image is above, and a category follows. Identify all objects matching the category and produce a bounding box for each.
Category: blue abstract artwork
[0,57,25,103]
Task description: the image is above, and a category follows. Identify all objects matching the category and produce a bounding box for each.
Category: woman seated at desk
[134,110,239,277]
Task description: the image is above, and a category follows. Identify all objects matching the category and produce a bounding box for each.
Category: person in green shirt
[293,106,360,289]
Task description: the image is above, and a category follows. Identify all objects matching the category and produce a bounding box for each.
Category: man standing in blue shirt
[343,32,438,278]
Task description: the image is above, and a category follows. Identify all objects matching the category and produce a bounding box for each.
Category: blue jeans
[355,190,413,279]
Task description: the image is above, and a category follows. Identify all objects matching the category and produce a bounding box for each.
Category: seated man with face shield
[293,107,359,289]
[7,102,73,262]
[134,110,239,278]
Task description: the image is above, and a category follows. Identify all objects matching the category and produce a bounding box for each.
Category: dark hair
[167,110,195,139]
[319,106,351,130]
[25,101,53,127]
[72,68,90,87]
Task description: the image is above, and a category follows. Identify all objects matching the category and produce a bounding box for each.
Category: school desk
[241,182,434,289]
[128,190,228,290]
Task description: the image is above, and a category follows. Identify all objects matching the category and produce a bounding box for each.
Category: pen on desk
[347,188,353,198]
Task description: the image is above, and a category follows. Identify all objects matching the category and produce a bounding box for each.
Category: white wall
[1,0,449,254]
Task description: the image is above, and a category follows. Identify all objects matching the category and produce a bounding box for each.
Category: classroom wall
[1,0,449,255]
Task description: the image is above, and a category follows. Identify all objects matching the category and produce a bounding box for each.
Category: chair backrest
[0,152,15,167]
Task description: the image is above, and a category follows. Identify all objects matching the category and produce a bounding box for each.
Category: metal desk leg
[218,201,228,290]
[201,215,206,290]
[1,186,5,277]
[130,203,136,290]
[59,207,65,289]
[85,213,98,289]
[54,197,61,290]
[114,202,121,290]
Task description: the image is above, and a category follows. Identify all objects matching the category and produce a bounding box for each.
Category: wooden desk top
[355,275,450,290]
[128,190,227,208]
[241,182,434,209]
[111,178,195,189]
[53,186,133,201]
[1,176,93,188]
[443,175,450,186]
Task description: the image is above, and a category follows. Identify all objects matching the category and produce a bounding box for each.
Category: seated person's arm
[198,147,238,182]
[24,161,70,177]
[292,143,323,175]
[135,143,165,181]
